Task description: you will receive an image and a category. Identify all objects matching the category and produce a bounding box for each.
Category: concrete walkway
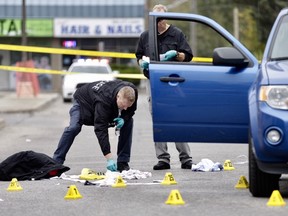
[0,91,59,129]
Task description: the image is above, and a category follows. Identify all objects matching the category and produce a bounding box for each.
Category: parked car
[248,8,288,197]
[147,8,288,197]
[62,59,117,102]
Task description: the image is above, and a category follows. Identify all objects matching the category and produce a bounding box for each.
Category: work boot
[117,162,130,172]
[153,161,170,170]
[181,160,193,169]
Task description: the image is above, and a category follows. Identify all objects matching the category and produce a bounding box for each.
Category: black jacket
[73,80,138,155]
[0,151,70,181]
[135,25,193,78]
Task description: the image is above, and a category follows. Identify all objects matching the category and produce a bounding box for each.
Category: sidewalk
[0,91,59,129]
[0,84,145,130]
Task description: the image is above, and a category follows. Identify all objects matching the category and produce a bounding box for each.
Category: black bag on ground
[0,150,70,181]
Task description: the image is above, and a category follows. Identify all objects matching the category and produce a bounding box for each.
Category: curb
[0,93,59,130]
[0,93,59,114]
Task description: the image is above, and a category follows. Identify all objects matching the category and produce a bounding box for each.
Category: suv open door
[148,12,259,143]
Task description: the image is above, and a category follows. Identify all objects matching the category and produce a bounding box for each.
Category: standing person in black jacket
[135,4,194,170]
[53,80,138,172]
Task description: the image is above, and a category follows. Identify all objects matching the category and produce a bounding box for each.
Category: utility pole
[21,0,27,62]
[233,7,239,40]
[166,0,189,10]
[190,0,197,56]
[145,0,150,30]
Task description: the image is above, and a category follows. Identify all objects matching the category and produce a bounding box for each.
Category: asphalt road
[0,89,287,216]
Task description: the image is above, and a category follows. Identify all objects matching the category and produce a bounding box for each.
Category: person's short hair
[152,4,168,12]
[119,86,135,103]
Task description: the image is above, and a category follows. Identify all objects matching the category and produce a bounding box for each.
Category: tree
[233,0,288,56]
[147,0,288,57]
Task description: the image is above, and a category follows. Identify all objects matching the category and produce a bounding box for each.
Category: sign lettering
[0,19,53,37]
[54,18,144,38]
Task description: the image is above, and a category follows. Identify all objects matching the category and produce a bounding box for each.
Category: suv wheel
[249,132,280,197]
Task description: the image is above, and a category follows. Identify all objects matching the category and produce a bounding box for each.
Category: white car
[62,59,117,102]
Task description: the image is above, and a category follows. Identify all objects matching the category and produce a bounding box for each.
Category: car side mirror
[213,47,249,68]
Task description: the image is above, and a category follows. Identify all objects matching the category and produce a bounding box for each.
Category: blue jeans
[53,100,82,164]
[53,100,133,164]
[146,80,192,164]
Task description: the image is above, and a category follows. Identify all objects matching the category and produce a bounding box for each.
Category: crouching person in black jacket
[53,80,138,172]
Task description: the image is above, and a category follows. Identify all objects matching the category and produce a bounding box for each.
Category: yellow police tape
[0,43,212,80]
[0,44,212,62]
[0,44,135,59]
[0,65,146,79]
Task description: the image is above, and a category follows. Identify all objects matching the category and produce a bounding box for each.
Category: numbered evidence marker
[267,190,286,207]
[7,178,23,191]
[235,175,249,189]
[112,175,127,188]
[223,159,235,171]
[64,185,82,199]
[161,172,177,185]
[165,189,185,205]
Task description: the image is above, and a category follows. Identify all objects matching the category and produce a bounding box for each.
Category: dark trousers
[53,100,133,164]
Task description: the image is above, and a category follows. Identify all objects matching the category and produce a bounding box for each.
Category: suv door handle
[160,77,185,82]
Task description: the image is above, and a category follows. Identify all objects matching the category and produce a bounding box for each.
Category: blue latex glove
[140,60,149,69]
[113,117,124,129]
[107,159,117,171]
[161,50,177,61]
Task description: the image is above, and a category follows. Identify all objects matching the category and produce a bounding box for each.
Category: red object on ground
[16,60,39,97]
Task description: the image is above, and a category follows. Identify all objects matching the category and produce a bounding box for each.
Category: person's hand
[113,117,124,129]
[161,50,177,61]
[140,60,149,69]
[107,159,117,171]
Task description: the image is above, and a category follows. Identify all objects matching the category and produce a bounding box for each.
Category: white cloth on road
[51,169,152,187]
[192,158,223,172]
[120,169,152,180]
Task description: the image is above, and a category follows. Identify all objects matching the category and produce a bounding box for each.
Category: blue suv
[249,8,288,197]
[148,8,288,197]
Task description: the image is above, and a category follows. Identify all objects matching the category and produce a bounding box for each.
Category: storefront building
[0,0,146,91]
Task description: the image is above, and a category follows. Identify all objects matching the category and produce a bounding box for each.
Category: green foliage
[147,0,288,59]
[233,0,288,58]
[110,64,141,86]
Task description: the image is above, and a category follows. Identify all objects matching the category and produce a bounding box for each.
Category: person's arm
[177,31,193,62]
[135,32,146,64]
[105,153,117,171]
[104,153,112,160]
[176,52,186,62]
[135,31,150,78]
[94,103,112,157]
[94,103,118,171]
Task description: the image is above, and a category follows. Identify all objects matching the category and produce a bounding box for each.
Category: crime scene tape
[0,44,212,80]
[0,44,212,62]
[0,65,146,79]
[0,44,135,59]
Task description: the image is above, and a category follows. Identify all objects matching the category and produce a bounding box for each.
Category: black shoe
[117,162,130,172]
[153,161,170,170]
[181,160,193,169]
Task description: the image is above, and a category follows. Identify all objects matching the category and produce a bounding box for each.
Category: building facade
[0,0,146,91]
